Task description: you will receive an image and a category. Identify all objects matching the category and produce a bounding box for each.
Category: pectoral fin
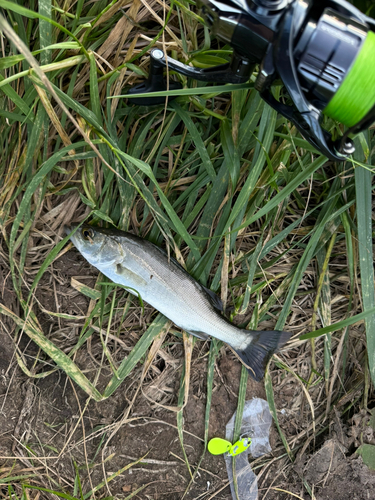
[115,264,147,287]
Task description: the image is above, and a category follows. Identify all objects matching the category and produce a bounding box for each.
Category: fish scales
[66,224,291,381]
[104,236,249,348]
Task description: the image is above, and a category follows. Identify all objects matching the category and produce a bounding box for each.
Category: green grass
[0,0,374,498]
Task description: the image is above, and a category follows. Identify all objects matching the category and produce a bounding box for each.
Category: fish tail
[233,330,291,382]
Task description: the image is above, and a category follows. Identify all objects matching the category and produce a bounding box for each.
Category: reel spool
[126,0,375,161]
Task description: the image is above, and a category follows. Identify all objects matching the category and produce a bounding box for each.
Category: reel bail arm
[126,48,255,106]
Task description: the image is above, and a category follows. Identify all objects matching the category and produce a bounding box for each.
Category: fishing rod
[127,0,375,161]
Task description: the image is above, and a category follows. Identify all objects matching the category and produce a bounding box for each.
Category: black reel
[127,0,375,161]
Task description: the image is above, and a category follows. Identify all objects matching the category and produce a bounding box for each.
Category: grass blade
[354,134,375,385]
[300,306,375,340]
[103,314,171,398]
[0,303,103,401]
[264,370,294,461]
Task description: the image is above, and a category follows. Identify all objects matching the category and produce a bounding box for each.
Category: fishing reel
[127,0,375,161]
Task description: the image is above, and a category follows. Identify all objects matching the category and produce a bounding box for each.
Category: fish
[65,224,291,381]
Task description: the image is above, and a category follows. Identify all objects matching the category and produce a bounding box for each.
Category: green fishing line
[323,30,375,127]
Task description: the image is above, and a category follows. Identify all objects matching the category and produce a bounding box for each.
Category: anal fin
[185,329,210,341]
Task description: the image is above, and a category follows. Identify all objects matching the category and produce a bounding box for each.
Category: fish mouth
[64,225,72,236]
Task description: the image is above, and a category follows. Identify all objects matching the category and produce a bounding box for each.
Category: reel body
[127,0,375,161]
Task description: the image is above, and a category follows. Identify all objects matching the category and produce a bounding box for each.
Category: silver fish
[65,224,291,381]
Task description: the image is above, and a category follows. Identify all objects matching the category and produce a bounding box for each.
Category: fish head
[65,224,124,267]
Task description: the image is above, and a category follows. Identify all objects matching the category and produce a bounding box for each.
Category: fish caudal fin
[233,330,291,382]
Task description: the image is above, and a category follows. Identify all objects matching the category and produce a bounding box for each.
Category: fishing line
[323,30,375,127]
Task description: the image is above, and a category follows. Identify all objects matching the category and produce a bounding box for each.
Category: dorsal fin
[201,285,223,312]
[144,241,188,272]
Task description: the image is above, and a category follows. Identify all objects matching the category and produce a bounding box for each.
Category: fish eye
[82,228,94,240]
